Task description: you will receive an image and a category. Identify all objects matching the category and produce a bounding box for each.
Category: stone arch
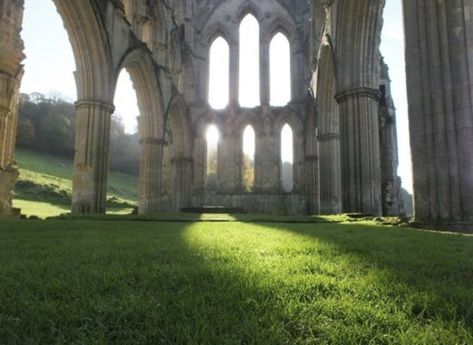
[115,47,165,214]
[236,2,263,23]
[165,95,192,159]
[192,113,224,193]
[160,95,192,211]
[48,0,116,214]
[274,110,304,191]
[51,0,112,102]
[234,111,263,136]
[265,18,296,43]
[205,23,236,46]
[115,47,164,141]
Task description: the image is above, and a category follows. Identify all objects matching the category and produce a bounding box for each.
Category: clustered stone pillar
[336,87,382,216]
[71,101,114,214]
[404,1,473,223]
[139,137,164,214]
[0,0,24,217]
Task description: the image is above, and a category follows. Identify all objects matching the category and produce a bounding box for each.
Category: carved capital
[335,87,381,103]
[75,100,115,114]
[139,137,167,146]
[317,133,340,141]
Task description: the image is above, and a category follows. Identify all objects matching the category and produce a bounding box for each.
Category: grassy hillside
[13,149,138,217]
[0,219,472,344]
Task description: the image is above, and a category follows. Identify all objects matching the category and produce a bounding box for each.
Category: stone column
[138,138,165,214]
[317,133,342,214]
[260,40,270,107]
[336,87,382,215]
[173,157,193,210]
[0,0,24,217]
[403,1,473,223]
[229,42,239,106]
[71,101,114,214]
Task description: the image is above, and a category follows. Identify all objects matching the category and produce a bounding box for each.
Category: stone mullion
[139,138,165,214]
[337,88,382,215]
[71,101,114,214]
[229,42,239,106]
[260,40,270,106]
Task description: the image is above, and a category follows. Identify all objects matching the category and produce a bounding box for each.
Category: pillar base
[0,164,19,218]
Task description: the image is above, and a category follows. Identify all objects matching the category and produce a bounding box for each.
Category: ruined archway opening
[239,14,260,108]
[242,125,255,192]
[270,32,291,106]
[281,123,294,193]
[12,0,78,216]
[208,36,230,110]
[107,69,140,213]
[206,124,220,193]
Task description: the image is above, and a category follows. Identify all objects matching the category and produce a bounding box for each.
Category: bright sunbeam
[208,37,230,109]
[270,33,291,106]
[206,124,220,145]
[239,14,260,107]
[243,125,255,156]
[114,70,139,134]
[281,124,293,164]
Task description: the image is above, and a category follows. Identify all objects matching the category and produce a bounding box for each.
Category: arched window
[114,69,140,134]
[270,33,291,106]
[239,14,260,107]
[281,123,294,192]
[208,37,229,109]
[242,125,255,191]
[206,124,220,192]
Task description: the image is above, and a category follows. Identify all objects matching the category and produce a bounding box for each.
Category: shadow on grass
[0,219,472,344]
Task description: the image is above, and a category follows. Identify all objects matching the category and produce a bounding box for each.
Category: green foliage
[16,93,140,176]
[0,220,472,344]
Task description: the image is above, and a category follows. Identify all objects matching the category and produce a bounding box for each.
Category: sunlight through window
[239,14,260,107]
[114,70,140,134]
[270,33,291,106]
[242,125,255,191]
[206,124,220,192]
[281,123,294,192]
[208,37,230,109]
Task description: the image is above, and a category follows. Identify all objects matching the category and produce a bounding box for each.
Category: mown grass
[0,219,471,344]
[14,148,138,217]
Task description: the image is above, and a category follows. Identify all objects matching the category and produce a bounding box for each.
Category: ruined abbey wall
[1,0,472,227]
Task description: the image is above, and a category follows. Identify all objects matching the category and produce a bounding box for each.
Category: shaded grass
[0,219,472,344]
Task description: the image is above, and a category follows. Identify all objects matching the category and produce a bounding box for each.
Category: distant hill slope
[14,149,138,216]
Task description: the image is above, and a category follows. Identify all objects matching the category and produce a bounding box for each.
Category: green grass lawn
[13,148,138,217]
[0,219,471,344]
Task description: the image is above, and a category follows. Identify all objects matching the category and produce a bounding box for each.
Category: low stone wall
[190,193,308,215]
